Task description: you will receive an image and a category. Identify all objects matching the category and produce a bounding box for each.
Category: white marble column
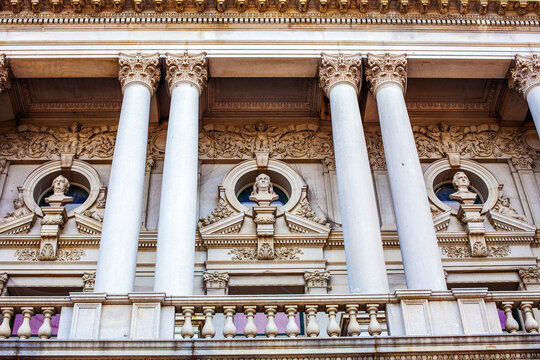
[366,53,446,291]
[95,53,161,294]
[153,52,207,295]
[319,53,389,294]
[509,54,540,137]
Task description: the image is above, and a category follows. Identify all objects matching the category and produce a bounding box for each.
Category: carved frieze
[318,53,362,96]
[274,247,303,260]
[365,53,407,95]
[0,54,10,94]
[229,248,257,261]
[165,52,208,94]
[441,244,510,258]
[509,54,540,99]
[0,123,117,160]
[118,53,161,95]
[15,248,85,261]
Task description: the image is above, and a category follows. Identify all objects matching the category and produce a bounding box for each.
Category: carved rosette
[165,52,208,95]
[509,54,540,99]
[118,53,161,95]
[319,53,362,96]
[365,53,407,95]
[0,54,11,94]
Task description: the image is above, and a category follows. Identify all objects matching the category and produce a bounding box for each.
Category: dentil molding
[509,54,540,99]
[318,53,362,96]
[118,53,161,95]
[365,53,407,95]
[165,52,208,95]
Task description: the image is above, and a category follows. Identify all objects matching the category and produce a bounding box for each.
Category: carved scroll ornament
[509,54,540,99]
[165,52,208,94]
[319,53,362,96]
[365,53,407,95]
[118,53,161,95]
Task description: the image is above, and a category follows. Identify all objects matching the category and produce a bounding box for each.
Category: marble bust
[449,171,477,205]
[45,175,74,207]
[249,173,279,206]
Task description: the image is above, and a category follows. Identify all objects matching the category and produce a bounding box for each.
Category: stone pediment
[486,210,536,232]
[74,213,103,235]
[198,212,245,236]
[432,210,451,232]
[0,213,35,235]
[284,212,331,235]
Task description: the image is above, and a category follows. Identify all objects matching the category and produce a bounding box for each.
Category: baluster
[180,306,195,339]
[305,305,320,338]
[501,302,519,333]
[346,304,361,336]
[38,307,55,339]
[366,304,382,336]
[201,306,216,339]
[223,306,237,339]
[0,307,14,339]
[243,306,258,338]
[326,305,340,337]
[520,302,539,333]
[285,305,300,338]
[17,307,34,339]
[264,305,278,338]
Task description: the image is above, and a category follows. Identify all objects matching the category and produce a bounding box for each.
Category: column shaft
[95,83,152,294]
[329,83,389,293]
[375,83,447,290]
[154,83,200,295]
[526,85,540,135]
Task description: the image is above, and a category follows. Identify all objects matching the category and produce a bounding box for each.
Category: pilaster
[165,52,208,95]
[509,54,540,99]
[365,53,407,95]
[118,53,161,95]
[0,55,11,94]
[319,52,362,96]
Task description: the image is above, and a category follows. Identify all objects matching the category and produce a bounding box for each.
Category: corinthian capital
[165,52,208,95]
[509,54,540,99]
[318,53,362,96]
[118,53,161,95]
[365,53,407,95]
[0,55,11,94]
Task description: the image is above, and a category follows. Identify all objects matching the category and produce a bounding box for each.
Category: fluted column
[509,54,540,137]
[319,53,389,293]
[0,55,11,94]
[153,52,208,295]
[95,53,161,294]
[366,53,446,291]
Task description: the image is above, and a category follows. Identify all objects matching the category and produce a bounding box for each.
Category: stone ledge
[0,334,539,358]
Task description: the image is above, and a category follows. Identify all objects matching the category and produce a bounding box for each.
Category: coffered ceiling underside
[0,76,530,127]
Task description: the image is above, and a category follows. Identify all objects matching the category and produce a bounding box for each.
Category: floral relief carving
[0,54,10,94]
[198,199,234,228]
[318,53,363,95]
[118,53,161,95]
[493,194,527,222]
[519,267,540,284]
[82,272,96,291]
[441,244,510,258]
[229,248,257,261]
[203,271,229,288]
[509,54,540,98]
[165,52,208,94]
[15,248,85,261]
[304,270,330,287]
[365,53,407,94]
[0,123,117,160]
[274,247,303,260]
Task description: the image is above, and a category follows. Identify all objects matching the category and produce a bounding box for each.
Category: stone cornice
[509,54,540,99]
[365,53,407,95]
[118,52,161,95]
[319,52,362,96]
[165,52,208,95]
[0,54,11,95]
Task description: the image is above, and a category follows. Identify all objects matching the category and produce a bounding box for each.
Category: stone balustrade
[0,291,537,340]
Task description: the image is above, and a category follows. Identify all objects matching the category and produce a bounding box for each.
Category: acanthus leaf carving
[509,54,540,99]
[82,272,96,292]
[365,53,407,95]
[295,198,328,225]
[0,54,11,94]
[274,246,303,260]
[228,247,257,261]
[198,199,234,228]
[318,52,362,96]
[441,244,510,258]
[203,271,229,288]
[118,53,161,95]
[519,267,540,284]
[15,248,85,261]
[165,52,208,95]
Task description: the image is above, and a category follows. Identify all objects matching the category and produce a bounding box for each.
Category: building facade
[0,0,539,357]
